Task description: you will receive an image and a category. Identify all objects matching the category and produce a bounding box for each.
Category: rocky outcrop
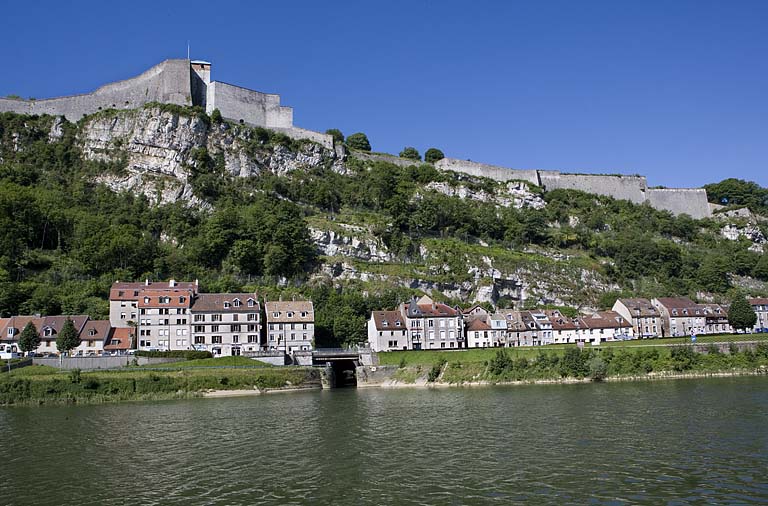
[425,181,546,209]
[310,226,394,262]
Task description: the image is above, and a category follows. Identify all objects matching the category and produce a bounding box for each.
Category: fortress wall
[354,151,427,168]
[539,172,648,204]
[646,188,712,219]
[208,82,293,129]
[272,126,334,149]
[0,59,192,122]
[434,158,541,185]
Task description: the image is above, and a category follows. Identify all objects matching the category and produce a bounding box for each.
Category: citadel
[0,58,712,218]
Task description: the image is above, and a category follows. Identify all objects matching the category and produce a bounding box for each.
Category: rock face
[79,107,340,206]
[425,181,546,209]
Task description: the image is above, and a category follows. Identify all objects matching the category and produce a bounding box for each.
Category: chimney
[145,279,150,286]
[169,279,176,288]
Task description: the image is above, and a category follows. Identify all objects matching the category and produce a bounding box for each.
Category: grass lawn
[378,333,768,367]
[137,356,271,369]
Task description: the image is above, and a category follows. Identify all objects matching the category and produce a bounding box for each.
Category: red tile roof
[110,280,198,300]
[105,327,132,350]
[137,289,194,308]
[371,311,406,331]
[466,319,491,331]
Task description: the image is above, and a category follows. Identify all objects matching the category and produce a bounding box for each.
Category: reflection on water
[1,377,767,505]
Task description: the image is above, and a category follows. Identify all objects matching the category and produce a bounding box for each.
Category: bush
[424,148,445,164]
[399,147,420,160]
[488,349,513,376]
[346,132,371,151]
[670,346,698,371]
[210,108,223,123]
[588,357,607,381]
[135,350,212,360]
[68,368,81,384]
[427,358,446,382]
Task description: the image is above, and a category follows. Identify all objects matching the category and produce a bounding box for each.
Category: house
[580,311,633,343]
[105,327,133,354]
[400,295,463,350]
[264,299,314,353]
[109,279,198,328]
[542,310,583,344]
[652,297,706,337]
[466,318,493,348]
[0,315,107,355]
[488,314,508,347]
[749,298,768,333]
[497,310,536,347]
[367,310,408,351]
[612,298,662,338]
[190,293,262,356]
[520,311,554,346]
[137,288,194,351]
[699,304,732,335]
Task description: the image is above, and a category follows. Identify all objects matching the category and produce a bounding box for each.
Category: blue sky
[2,0,766,188]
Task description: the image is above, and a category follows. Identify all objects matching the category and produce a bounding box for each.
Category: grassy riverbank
[386,341,768,385]
[0,364,320,406]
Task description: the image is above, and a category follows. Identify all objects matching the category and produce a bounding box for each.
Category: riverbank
[0,365,321,406]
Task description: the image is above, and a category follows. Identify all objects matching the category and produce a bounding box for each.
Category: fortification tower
[190,60,211,108]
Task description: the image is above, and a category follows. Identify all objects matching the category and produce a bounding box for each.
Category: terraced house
[137,288,194,351]
[749,298,768,333]
[265,299,314,352]
[190,293,262,356]
[652,297,706,337]
[367,310,408,352]
[1,315,109,356]
[109,279,199,329]
[612,298,662,338]
[400,295,464,350]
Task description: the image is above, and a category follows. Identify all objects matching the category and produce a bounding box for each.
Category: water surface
[1,377,767,505]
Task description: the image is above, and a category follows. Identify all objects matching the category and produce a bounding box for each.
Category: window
[233,299,241,307]
[247,335,258,343]
[247,299,255,307]
[233,314,239,322]
[120,312,126,320]
[144,297,150,304]
[194,325,204,333]
[224,301,231,309]
[232,335,239,343]
[287,312,294,318]
[211,314,222,322]
[194,336,205,344]
[301,311,307,318]
[247,314,257,321]
[272,312,279,318]
[179,297,185,304]
[395,321,401,327]
[211,325,219,333]
[194,314,205,322]
[88,329,96,336]
[231,324,241,332]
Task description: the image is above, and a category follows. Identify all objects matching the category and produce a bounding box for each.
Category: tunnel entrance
[326,359,358,388]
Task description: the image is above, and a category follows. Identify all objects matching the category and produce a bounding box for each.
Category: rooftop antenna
[187,41,190,61]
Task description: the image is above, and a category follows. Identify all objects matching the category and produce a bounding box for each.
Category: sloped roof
[581,311,630,329]
[371,311,406,331]
[265,300,314,323]
[749,298,768,306]
[105,327,132,350]
[137,289,194,308]
[110,280,198,300]
[191,293,260,312]
[654,297,699,310]
[466,319,491,331]
[617,298,660,317]
[79,320,112,343]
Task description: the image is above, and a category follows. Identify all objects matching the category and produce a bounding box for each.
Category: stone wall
[646,188,712,219]
[33,356,182,370]
[272,126,334,149]
[0,59,193,122]
[207,82,292,128]
[539,172,648,204]
[435,158,541,185]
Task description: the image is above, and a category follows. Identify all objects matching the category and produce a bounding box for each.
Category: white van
[0,343,22,360]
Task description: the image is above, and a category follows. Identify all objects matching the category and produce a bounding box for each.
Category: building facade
[612,298,662,338]
[190,293,262,356]
[265,300,314,352]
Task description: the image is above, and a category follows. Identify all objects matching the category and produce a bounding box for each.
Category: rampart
[434,158,541,185]
[206,81,292,128]
[539,172,648,204]
[0,59,193,122]
[646,188,711,219]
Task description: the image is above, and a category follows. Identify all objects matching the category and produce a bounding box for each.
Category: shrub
[588,356,607,381]
[69,368,81,384]
[488,349,513,376]
[427,358,447,382]
[425,148,445,164]
[346,132,371,151]
[399,147,420,160]
[670,346,698,371]
[398,357,407,369]
[210,108,223,123]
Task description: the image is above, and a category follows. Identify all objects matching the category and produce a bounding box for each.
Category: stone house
[109,279,198,328]
[137,288,194,351]
[699,304,732,335]
[580,311,633,343]
[265,299,314,353]
[367,310,409,352]
[0,315,109,356]
[652,297,706,337]
[612,298,662,338]
[749,298,768,333]
[466,318,493,348]
[400,295,464,350]
[191,293,262,356]
[521,311,554,346]
[497,310,536,347]
[542,310,583,344]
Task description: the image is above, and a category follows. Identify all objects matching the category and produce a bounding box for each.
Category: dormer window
[144,297,150,304]
[287,312,294,318]
[247,299,255,307]
[301,311,307,318]
[88,329,96,336]
[224,301,231,309]
[179,296,186,304]
[160,296,170,304]
[672,310,678,316]
[395,321,401,327]
[133,291,139,296]
[43,328,53,337]
[7,328,15,336]
[683,309,688,315]
[272,312,279,318]
[118,291,124,297]
[382,320,388,327]
[233,299,241,307]
[695,309,700,315]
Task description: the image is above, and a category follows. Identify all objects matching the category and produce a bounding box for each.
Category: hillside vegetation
[0,107,767,347]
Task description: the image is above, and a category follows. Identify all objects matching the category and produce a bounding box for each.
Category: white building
[265,299,314,352]
[191,293,262,356]
[367,310,408,352]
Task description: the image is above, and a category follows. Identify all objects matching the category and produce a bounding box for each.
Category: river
[1,377,767,505]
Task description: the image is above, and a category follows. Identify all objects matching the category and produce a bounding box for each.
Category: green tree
[325,129,344,144]
[346,132,371,151]
[727,292,757,332]
[18,321,40,356]
[210,108,223,123]
[753,254,768,281]
[56,318,80,356]
[424,148,445,164]
[399,147,420,160]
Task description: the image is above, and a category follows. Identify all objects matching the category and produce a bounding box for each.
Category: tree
[346,132,371,151]
[56,318,80,356]
[18,321,40,356]
[399,147,420,160]
[753,254,768,281]
[210,108,223,123]
[325,129,344,144]
[424,148,445,164]
[728,292,757,332]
